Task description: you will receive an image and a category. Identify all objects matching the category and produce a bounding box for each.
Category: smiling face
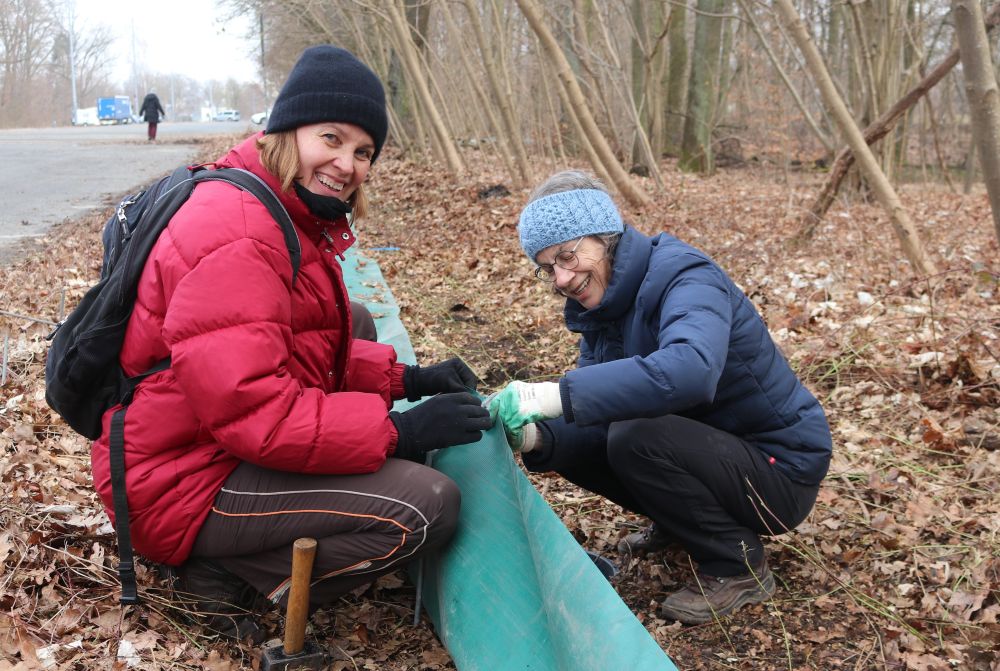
[294,122,375,201]
[535,236,612,309]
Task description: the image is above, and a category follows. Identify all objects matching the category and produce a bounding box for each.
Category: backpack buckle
[118,560,138,605]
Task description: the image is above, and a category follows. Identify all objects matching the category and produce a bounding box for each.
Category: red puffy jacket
[90,134,406,565]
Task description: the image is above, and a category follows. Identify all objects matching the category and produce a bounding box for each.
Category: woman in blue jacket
[490,170,832,624]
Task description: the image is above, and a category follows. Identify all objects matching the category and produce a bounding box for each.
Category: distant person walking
[140,91,165,141]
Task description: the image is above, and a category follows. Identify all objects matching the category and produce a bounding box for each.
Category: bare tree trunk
[680,0,725,174]
[715,1,736,119]
[848,0,881,120]
[515,0,650,206]
[953,0,1000,245]
[540,56,569,164]
[340,10,415,156]
[799,2,1000,237]
[385,0,464,174]
[629,0,670,168]
[924,96,957,193]
[963,140,978,194]
[736,0,833,153]
[566,1,626,160]
[640,2,671,158]
[631,0,647,164]
[826,1,843,69]
[405,0,431,55]
[407,12,472,157]
[664,0,688,156]
[590,3,664,187]
[438,0,517,183]
[460,0,532,185]
[552,61,615,188]
[774,0,936,276]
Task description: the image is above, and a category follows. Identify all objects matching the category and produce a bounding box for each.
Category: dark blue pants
[526,415,819,576]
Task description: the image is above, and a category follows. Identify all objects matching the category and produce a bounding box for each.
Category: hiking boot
[659,560,776,624]
[174,558,266,643]
[617,524,673,555]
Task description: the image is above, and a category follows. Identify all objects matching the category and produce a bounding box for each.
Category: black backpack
[45,165,301,603]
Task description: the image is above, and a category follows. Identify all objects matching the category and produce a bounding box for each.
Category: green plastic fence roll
[342,247,677,671]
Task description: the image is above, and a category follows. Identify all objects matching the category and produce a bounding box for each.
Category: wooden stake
[284,538,317,656]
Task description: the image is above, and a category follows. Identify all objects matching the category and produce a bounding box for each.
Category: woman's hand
[486,381,563,435]
[504,422,539,453]
[404,358,479,400]
[390,392,493,460]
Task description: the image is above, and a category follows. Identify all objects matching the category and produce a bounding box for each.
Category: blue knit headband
[518,189,624,261]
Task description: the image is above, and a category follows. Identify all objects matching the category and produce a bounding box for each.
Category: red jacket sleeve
[161,236,395,475]
[347,340,408,401]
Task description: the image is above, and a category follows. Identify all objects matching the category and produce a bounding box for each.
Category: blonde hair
[257,131,369,220]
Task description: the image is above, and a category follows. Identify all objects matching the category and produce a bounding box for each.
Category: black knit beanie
[266,45,388,162]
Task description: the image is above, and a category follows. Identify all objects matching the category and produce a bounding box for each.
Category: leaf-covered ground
[1,135,998,670]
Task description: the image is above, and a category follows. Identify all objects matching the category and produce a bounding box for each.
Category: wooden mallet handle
[284,537,318,656]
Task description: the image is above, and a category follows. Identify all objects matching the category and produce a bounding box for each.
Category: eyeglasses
[533,237,585,282]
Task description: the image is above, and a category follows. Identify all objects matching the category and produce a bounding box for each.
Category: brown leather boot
[659,559,776,624]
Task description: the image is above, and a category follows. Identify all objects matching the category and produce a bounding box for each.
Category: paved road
[0,121,260,263]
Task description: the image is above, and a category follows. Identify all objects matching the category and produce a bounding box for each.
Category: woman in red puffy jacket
[90,45,491,640]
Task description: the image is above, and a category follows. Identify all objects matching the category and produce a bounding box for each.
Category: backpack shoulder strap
[164,165,193,191]
[191,168,302,283]
[110,405,136,604]
[111,360,172,605]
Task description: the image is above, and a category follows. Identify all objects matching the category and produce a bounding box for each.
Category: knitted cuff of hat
[517,189,624,262]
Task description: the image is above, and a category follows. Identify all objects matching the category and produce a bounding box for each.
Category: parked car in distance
[72,107,100,126]
[251,109,270,125]
[213,109,241,122]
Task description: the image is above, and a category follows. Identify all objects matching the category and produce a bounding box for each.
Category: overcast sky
[73,0,260,85]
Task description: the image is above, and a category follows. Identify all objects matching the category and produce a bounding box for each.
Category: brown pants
[349,300,377,342]
[192,459,460,608]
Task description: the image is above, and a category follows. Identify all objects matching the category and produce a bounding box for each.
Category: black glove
[390,392,492,460]
[403,357,479,401]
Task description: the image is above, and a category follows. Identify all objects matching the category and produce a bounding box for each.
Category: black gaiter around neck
[293,181,353,221]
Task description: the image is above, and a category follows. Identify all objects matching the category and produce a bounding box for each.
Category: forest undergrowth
[1,135,997,670]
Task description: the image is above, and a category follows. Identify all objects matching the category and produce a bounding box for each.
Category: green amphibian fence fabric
[342,247,677,671]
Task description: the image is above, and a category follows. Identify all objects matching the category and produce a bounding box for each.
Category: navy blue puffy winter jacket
[552,226,832,485]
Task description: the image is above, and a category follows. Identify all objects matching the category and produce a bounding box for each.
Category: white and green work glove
[510,422,539,453]
[486,381,563,452]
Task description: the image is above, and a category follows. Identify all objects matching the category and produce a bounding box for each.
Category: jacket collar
[212,132,356,254]
[564,226,651,332]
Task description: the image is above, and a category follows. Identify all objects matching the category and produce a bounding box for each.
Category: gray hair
[528,170,610,202]
[528,170,621,265]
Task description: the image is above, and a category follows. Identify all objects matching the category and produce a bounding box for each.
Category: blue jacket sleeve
[563,254,733,427]
[521,416,609,473]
